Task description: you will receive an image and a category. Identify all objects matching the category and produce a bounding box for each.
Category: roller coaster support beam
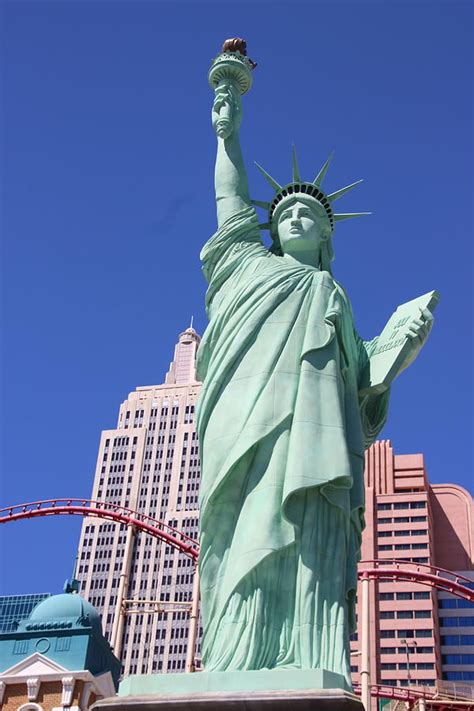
[360,571,371,711]
[185,565,200,673]
[110,523,136,658]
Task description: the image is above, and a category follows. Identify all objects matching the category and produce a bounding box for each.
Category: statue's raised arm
[197,40,438,703]
[209,39,256,227]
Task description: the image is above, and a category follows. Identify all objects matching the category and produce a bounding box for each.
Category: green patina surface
[0,586,121,688]
[193,42,436,688]
[119,669,349,697]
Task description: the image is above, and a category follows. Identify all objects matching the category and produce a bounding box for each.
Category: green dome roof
[26,594,102,633]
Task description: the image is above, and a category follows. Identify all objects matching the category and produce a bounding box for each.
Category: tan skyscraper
[76,326,202,676]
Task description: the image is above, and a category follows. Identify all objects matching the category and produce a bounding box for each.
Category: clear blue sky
[1,1,472,595]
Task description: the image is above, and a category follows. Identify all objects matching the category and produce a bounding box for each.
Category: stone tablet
[360,290,439,396]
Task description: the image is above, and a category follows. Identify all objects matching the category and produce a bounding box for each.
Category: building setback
[76,327,201,677]
[76,329,473,692]
[433,483,474,689]
[351,440,473,707]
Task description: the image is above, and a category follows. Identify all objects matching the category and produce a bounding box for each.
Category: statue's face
[276,199,327,260]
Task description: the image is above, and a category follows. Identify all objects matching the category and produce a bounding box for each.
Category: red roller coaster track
[1,499,473,602]
[356,682,474,706]
[0,498,199,560]
[359,559,474,603]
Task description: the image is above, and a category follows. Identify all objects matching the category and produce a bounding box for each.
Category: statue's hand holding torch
[209,38,256,140]
[212,82,242,139]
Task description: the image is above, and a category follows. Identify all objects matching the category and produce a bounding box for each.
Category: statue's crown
[252,147,370,235]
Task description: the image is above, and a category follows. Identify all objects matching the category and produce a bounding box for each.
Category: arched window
[18,703,43,711]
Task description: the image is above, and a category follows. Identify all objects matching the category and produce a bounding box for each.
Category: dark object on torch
[221,38,257,69]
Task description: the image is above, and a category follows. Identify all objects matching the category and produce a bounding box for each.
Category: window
[381,663,397,670]
[415,611,431,619]
[397,611,414,619]
[440,616,474,627]
[379,593,395,601]
[393,502,410,510]
[410,501,426,509]
[457,599,474,609]
[441,617,458,627]
[442,654,474,665]
[380,630,396,638]
[13,639,29,654]
[396,592,412,600]
[439,598,474,609]
[55,636,71,652]
[380,612,395,619]
[444,671,474,681]
[381,647,397,654]
[414,592,430,600]
[415,629,432,638]
[442,635,459,645]
[378,503,391,511]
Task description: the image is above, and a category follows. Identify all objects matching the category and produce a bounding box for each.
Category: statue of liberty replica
[195,39,436,700]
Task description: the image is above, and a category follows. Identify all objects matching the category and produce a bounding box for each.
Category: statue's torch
[208,38,256,139]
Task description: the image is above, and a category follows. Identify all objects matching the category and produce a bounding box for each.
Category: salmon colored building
[350,440,474,707]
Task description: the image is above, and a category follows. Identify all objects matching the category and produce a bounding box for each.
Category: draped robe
[196,207,390,687]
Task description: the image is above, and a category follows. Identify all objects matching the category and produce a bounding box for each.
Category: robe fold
[196,206,390,686]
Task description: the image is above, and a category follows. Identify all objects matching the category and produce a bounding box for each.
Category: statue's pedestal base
[92,670,364,711]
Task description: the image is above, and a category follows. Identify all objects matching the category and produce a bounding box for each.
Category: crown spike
[333,212,371,222]
[254,162,282,192]
[313,151,334,187]
[251,199,271,210]
[291,145,301,182]
[327,179,364,203]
